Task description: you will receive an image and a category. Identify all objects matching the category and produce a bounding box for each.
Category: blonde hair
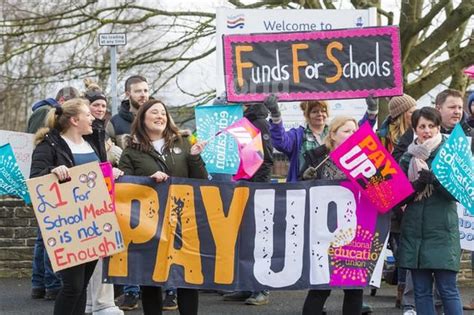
[83,78,102,93]
[388,113,411,145]
[34,98,90,145]
[324,116,358,151]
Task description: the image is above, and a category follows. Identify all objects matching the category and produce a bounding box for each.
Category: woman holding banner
[30,98,106,315]
[398,107,462,315]
[377,94,417,309]
[298,116,363,315]
[118,99,208,315]
[264,95,377,183]
[264,96,331,182]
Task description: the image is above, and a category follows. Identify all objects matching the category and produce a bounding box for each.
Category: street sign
[98,33,127,115]
[98,33,127,46]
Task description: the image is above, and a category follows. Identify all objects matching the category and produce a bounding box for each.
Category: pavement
[2,278,474,314]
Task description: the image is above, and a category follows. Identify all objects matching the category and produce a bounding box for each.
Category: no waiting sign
[99,33,127,46]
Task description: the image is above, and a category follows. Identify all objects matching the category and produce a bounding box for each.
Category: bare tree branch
[404,0,473,73]
[406,37,474,98]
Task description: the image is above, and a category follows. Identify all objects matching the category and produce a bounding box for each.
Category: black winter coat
[298,145,331,180]
[244,104,273,183]
[30,129,104,178]
[83,119,107,162]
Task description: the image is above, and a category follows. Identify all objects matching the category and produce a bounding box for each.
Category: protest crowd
[0,12,473,315]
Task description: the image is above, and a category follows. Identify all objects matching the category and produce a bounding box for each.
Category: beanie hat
[84,90,107,104]
[388,94,416,118]
[468,92,474,115]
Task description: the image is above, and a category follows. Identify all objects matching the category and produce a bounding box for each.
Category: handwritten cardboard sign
[330,122,413,212]
[26,162,124,272]
[223,26,402,102]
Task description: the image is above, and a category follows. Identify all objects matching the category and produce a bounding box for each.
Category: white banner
[0,130,34,178]
[458,203,474,251]
[216,8,377,129]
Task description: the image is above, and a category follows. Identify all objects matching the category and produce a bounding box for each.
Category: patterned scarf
[299,124,328,172]
[407,132,442,201]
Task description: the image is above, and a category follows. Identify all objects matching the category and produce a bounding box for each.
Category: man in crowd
[220,94,274,306]
[106,75,150,149]
[393,88,473,161]
[27,86,80,133]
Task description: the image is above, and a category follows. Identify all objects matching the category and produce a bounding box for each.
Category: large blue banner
[0,143,30,204]
[103,176,390,290]
[433,124,474,214]
[195,104,243,174]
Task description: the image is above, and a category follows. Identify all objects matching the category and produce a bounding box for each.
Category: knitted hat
[388,94,416,118]
[84,90,107,104]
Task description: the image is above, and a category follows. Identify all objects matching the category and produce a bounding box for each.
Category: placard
[330,122,413,212]
[26,162,124,272]
[195,104,243,174]
[223,26,402,102]
[458,204,474,251]
[432,124,474,214]
[0,130,34,178]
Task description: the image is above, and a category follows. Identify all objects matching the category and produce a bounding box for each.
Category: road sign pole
[98,33,127,117]
[110,45,118,116]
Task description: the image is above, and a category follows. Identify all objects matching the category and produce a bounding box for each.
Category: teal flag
[195,104,243,174]
[432,124,474,214]
[0,143,31,204]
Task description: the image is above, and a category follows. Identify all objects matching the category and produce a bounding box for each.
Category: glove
[365,94,379,115]
[106,142,123,166]
[411,180,426,193]
[263,94,280,119]
[302,167,317,180]
[417,169,437,185]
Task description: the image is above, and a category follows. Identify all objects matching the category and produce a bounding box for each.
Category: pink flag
[329,122,414,212]
[100,162,116,210]
[220,117,264,180]
[464,65,474,79]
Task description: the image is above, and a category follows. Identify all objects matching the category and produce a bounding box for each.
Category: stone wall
[0,198,36,278]
[0,197,473,286]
